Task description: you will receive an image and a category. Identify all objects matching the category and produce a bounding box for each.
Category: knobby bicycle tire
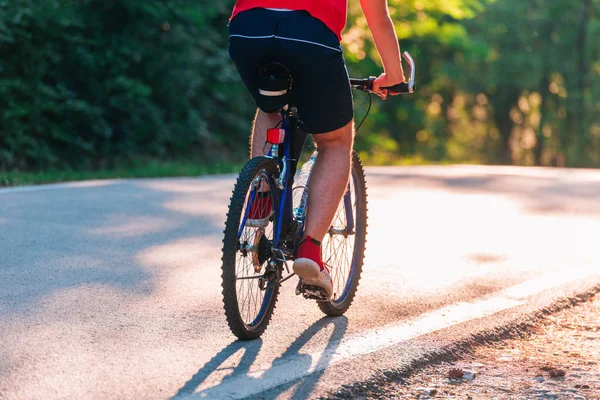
[318,151,368,316]
[221,156,281,340]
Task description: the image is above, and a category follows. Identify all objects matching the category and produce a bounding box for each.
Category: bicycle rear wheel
[221,156,281,340]
[318,151,367,316]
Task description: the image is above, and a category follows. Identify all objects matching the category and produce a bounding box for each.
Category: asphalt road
[1,165,600,399]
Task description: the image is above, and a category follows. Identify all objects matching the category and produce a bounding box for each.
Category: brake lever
[349,51,416,94]
[381,52,416,94]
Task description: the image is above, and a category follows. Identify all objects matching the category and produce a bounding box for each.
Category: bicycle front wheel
[318,151,367,316]
[221,156,281,340]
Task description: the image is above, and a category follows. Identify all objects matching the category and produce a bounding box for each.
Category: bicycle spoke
[222,157,283,339]
[322,171,359,302]
[233,173,275,327]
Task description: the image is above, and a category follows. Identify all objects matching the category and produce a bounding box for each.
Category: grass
[358,152,482,166]
[1,160,243,187]
[1,155,483,188]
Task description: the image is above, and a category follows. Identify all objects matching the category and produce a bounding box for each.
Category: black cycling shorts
[229,8,354,134]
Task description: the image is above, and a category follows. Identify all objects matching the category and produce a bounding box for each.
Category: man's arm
[360,0,405,98]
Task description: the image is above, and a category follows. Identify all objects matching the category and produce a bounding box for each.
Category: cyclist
[229,0,405,299]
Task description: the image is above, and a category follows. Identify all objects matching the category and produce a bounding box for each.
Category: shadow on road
[261,315,348,400]
[173,316,348,399]
[0,178,231,315]
[173,338,265,398]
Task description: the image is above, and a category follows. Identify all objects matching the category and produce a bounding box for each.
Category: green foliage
[346,0,600,167]
[1,0,599,173]
[0,0,252,171]
[0,159,241,187]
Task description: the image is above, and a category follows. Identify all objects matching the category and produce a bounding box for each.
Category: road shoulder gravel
[325,291,600,399]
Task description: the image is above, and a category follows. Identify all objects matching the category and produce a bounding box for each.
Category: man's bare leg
[292,120,353,299]
[250,109,280,158]
[304,120,354,241]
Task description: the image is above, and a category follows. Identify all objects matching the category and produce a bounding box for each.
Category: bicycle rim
[222,157,281,339]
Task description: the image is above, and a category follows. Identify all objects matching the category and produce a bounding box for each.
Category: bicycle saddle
[257,62,295,113]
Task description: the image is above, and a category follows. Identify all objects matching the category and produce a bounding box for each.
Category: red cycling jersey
[231,0,348,41]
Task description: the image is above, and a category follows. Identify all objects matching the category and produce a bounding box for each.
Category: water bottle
[293,151,318,219]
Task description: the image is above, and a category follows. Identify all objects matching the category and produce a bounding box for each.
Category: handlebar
[350,51,416,94]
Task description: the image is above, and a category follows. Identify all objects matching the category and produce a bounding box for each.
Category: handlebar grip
[381,82,410,94]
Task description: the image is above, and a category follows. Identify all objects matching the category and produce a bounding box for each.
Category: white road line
[183,268,600,399]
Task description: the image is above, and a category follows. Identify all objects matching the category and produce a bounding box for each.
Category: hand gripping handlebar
[350,51,416,94]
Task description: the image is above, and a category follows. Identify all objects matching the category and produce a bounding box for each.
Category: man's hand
[373,72,405,100]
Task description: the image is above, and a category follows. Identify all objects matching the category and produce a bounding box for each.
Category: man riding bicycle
[228,0,405,299]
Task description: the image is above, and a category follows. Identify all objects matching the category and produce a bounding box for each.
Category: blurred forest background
[1,0,599,176]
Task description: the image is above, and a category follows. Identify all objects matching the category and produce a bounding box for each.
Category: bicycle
[221,52,416,340]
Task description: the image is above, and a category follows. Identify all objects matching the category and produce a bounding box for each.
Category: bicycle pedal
[300,285,329,301]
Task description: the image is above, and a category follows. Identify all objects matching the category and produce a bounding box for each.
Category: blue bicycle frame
[272,112,295,247]
[261,107,355,253]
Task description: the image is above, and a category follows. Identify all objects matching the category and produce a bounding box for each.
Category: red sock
[297,236,324,271]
